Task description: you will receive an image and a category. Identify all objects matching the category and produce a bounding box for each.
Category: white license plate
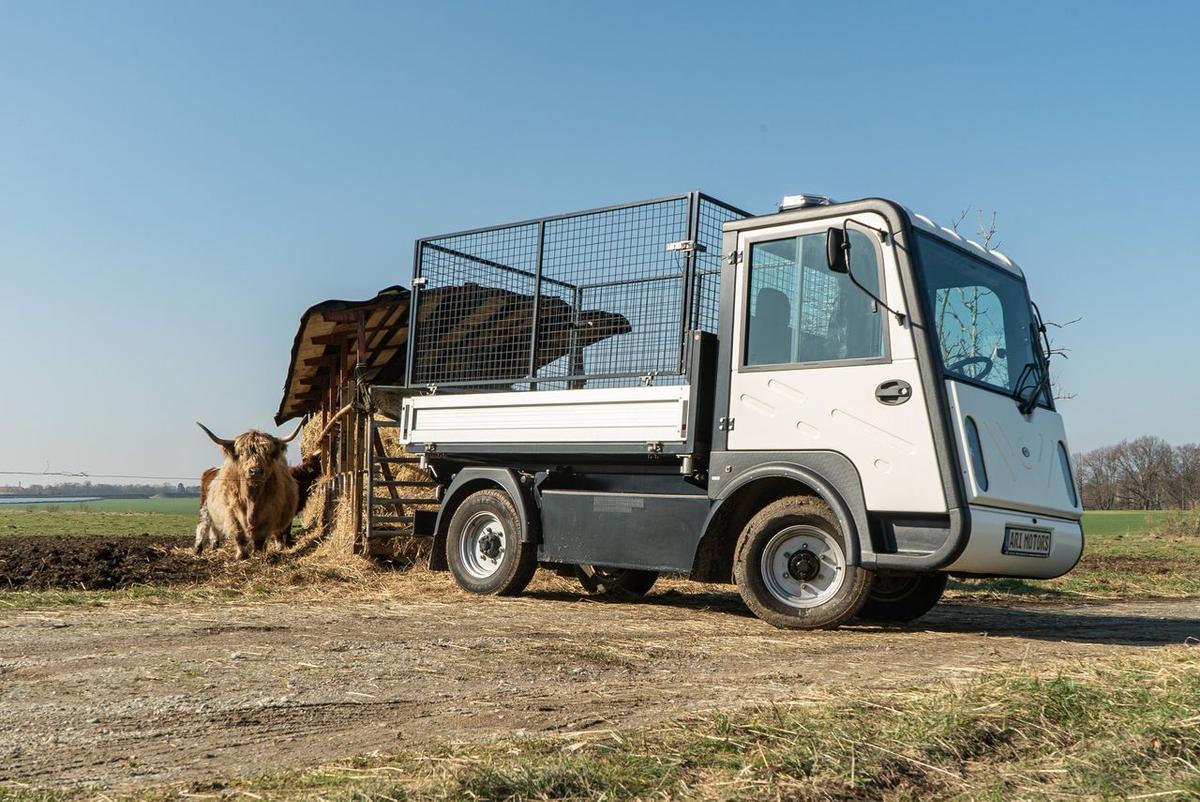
[1003,526,1052,558]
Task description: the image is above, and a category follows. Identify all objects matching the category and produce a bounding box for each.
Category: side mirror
[826,227,850,274]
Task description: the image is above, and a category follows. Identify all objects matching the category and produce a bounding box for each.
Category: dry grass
[298,417,323,462]
[9,651,1193,801]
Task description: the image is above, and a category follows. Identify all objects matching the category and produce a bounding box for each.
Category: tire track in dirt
[1,582,1197,790]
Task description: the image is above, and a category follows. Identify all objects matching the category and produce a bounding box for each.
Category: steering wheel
[946,355,994,381]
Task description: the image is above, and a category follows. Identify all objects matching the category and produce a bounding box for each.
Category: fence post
[527,220,546,388]
[679,192,702,374]
[351,405,363,553]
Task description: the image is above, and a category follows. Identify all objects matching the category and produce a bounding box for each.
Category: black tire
[445,488,538,596]
[733,495,873,630]
[857,573,948,623]
[574,565,659,598]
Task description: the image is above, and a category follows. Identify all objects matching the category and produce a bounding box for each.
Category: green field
[950,509,1200,600]
[1082,509,1170,536]
[0,497,199,537]
[1,504,1196,599]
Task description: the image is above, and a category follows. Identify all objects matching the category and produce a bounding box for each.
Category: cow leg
[194,507,212,555]
[251,530,270,555]
[232,526,252,560]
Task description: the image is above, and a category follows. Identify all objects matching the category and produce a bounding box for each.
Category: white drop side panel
[404,385,690,444]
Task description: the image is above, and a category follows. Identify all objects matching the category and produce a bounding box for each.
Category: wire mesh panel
[409,193,747,391]
[692,197,748,334]
[409,223,541,387]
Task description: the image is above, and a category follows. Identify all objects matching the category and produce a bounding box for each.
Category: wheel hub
[759,525,847,610]
[786,549,821,582]
[478,531,502,560]
[459,511,507,580]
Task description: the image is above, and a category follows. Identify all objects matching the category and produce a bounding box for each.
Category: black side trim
[703,451,871,566]
[538,490,709,572]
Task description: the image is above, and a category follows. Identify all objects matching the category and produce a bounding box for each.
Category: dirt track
[1,576,1197,792]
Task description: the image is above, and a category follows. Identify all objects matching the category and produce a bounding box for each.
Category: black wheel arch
[429,467,539,571]
[691,458,869,583]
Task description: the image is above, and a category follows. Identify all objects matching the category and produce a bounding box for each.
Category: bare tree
[1075,438,1200,511]
[1077,445,1122,510]
[1173,443,1200,510]
[1111,436,1176,510]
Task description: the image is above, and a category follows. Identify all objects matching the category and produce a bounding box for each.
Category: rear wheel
[445,489,538,596]
[575,565,658,598]
[733,496,873,629]
[857,573,948,623]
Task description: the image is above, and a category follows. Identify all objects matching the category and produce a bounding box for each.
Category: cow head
[196,422,302,488]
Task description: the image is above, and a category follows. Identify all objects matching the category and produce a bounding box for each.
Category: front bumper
[945,505,1083,579]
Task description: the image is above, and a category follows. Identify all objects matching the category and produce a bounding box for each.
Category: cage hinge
[412,276,428,287]
[718,416,735,432]
[726,250,742,266]
[640,371,658,386]
[667,240,706,253]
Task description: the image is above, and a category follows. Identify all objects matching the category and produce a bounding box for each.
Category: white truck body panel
[403,385,690,445]
[725,212,948,514]
[945,380,1082,520]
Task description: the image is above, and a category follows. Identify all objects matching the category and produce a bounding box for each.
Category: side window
[744,229,885,367]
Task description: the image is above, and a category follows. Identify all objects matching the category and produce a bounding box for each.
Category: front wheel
[733,496,873,630]
[445,489,538,596]
[857,573,948,623]
[575,565,658,598]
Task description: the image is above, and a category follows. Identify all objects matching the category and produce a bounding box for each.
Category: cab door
[725,213,946,514]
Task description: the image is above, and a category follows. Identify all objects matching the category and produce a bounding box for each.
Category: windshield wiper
[1012,360,1047,415]
[1012,322,1051,415]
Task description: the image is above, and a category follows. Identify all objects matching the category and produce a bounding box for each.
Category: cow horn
[196,422,234,448]
[277,420,304,444]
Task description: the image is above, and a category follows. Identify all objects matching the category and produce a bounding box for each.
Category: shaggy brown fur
[291,453,323,513]
[198,428,300,559]
[194,454,323,555]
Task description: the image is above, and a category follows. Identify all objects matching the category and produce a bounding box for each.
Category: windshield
[914,233,1051,409]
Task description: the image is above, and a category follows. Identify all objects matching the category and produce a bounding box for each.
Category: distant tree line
[10,481,200,498]
[1075,437,1200,510]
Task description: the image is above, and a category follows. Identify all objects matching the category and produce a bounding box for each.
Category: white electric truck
[386,192,1083,629]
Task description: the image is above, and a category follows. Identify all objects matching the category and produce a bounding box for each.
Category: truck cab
[394,193,1083,629]
[716,199,1082,610]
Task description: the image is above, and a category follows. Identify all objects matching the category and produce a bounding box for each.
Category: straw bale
[299,418,322,461]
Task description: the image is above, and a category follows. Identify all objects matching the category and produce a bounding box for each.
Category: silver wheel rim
[760,525,846,609]
[459,511,507,580]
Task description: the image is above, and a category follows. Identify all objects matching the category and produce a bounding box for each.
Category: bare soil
[1,570,1197,792]
[0,535,208,590]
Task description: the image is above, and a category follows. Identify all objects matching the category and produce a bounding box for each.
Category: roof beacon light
[779,193,834,211]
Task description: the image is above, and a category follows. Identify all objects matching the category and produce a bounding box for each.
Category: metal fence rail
[406,192,747,391]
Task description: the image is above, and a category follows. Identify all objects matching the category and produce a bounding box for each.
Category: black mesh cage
[408,193,747,391]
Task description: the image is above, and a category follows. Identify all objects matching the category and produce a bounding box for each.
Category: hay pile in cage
[286,412,435,567]
[299,416,324,463]
[368,409,435,565]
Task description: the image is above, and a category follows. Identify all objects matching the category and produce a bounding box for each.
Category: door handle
[875,380,912,405]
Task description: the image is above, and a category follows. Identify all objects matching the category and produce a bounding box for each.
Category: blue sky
[1,0,1196,484]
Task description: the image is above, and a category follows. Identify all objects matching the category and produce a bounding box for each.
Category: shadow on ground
[529,585,1200,647]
